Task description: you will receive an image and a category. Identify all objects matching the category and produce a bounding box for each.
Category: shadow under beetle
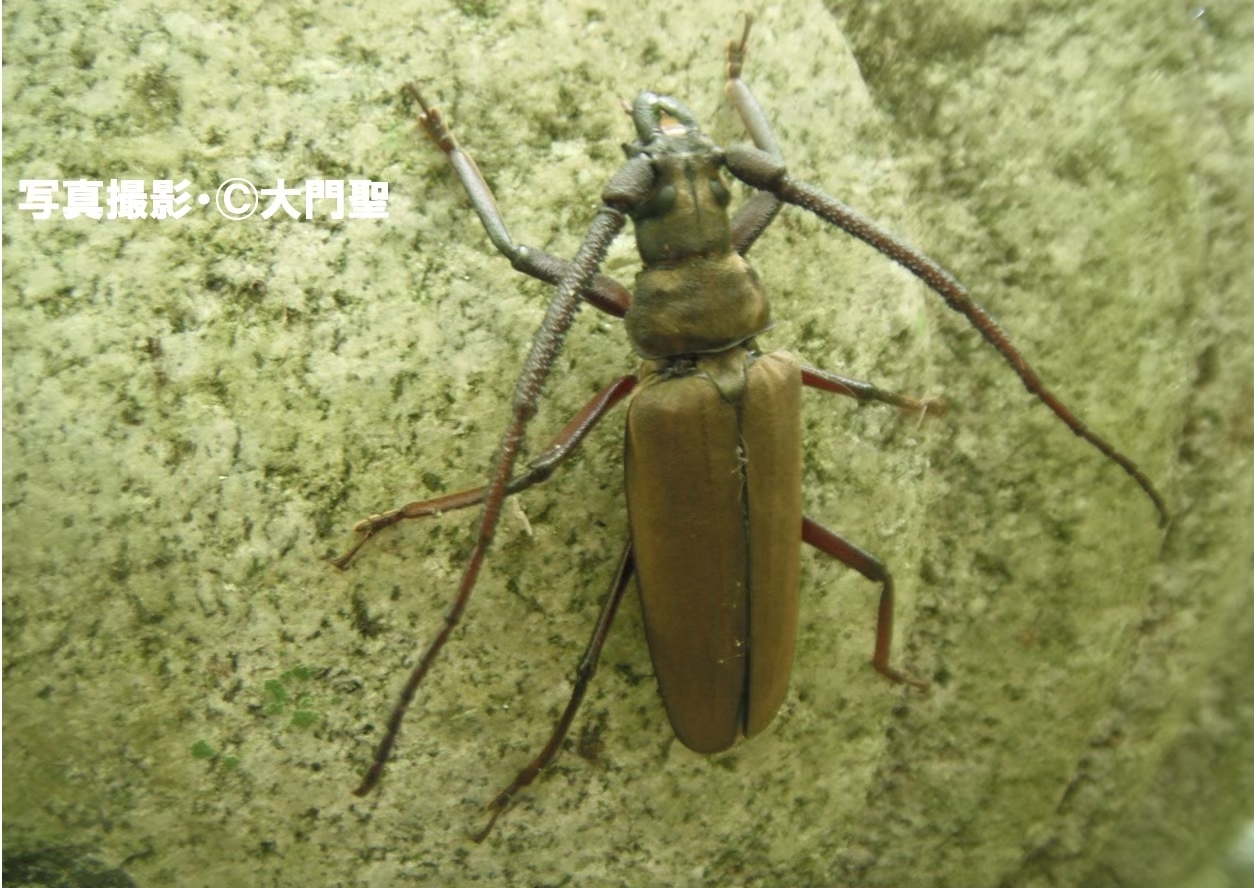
[334,15,1168,840]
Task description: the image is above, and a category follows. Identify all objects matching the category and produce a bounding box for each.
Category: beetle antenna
[725,148,1169,527]
[353,208,627,796]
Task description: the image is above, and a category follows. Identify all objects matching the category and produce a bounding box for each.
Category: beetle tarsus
[873,658,930,692]
[726,12,753,80]
[471,805,505,844]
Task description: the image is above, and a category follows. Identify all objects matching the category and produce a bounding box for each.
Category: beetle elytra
[334,15,1167,840]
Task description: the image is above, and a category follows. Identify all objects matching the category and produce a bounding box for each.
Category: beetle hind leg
[472,544,636,842]
[801,516,928,690]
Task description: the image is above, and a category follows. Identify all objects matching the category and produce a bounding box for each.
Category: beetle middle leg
[339,374,634,797]
[332,375,635,569]
[801,363,946,416]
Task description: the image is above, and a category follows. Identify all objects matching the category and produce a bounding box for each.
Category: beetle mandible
[334,15,1168,840]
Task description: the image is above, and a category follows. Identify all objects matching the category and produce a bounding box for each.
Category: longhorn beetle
[334,15,1168,840]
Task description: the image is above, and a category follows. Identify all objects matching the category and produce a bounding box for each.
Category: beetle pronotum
[334,16,1168,839]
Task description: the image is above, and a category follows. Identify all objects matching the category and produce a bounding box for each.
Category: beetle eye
[708,178,731,207]
[636,184,677,220]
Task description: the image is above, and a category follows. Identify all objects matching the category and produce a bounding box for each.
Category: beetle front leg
[724,13,783,255]
[472,544,636,842]
[332,375,636,569]
[801,516,927,690]
[403,84,633,319]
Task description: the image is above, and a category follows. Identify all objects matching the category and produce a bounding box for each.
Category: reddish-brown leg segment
[332,375,636,569]
[801,363,946,415]
[798,363,937,689]
[802,516,927,690]
[472,544,636,842]
[345,374,634,795]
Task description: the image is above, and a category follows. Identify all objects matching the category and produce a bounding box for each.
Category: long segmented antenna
[350,88,646,794]
[351,209,625,797]
[724,145,1168,527]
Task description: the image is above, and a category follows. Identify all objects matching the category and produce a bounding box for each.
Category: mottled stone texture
[4,0,1250,885]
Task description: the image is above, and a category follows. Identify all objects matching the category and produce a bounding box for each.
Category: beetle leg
[472,544,636,842]
[801,516,928,690]
[724,13,783,255]
[332,375,636,569]
[801,364,946,417]
[725,13,782,162]
[403,83,633,319]
[351,184,631,796]
[726,145,1168,526]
